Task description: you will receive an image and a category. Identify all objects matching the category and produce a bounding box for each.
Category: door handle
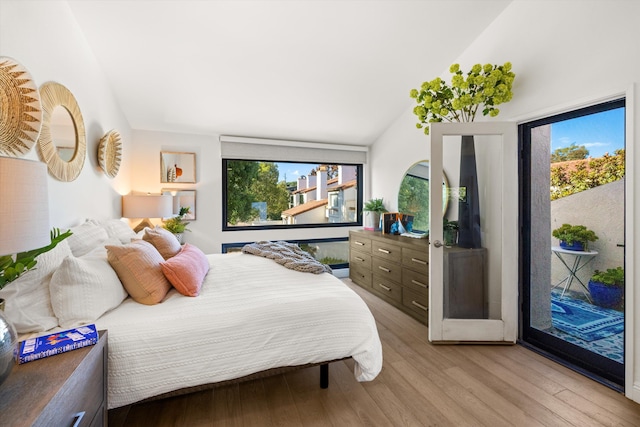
[432,240,443,248]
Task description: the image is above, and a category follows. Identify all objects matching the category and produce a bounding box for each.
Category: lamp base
[133,218,154,233]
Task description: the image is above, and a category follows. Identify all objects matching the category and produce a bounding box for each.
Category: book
[16,324,99,365]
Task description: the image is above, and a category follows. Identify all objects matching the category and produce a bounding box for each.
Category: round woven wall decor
[0,57,43,156]
[37,81,86,181]
[98,129,122,178]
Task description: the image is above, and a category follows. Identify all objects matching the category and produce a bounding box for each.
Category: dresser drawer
[372,257,401,284]
[350,235,372,253]
[350,264,372,288]
[372,274,402,303]
[403,287,429,320]
[402,268,429,295]
[402,247,429,274]
[349,249,371,270]
[372,240,402,263]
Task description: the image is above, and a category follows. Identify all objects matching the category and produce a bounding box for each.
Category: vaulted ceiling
[67,0,511,145]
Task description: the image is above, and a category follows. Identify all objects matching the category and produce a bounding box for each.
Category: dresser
[349,230,489,323]
[0,330,108,427]
[349,229,430,324]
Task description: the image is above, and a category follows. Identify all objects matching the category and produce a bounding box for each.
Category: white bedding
[95,252,383,408]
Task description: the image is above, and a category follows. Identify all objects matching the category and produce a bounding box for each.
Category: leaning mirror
[37,82,86,181]
[397,160,449,233]
[160,151,196,183]
[161,189,196,220]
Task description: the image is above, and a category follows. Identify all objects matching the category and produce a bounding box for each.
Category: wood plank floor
[109,279,640,426]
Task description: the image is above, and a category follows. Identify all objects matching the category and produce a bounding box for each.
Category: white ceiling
[67,0,511,146]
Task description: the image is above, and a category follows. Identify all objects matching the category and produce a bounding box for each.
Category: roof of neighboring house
[328,179,357,192]
[281,199,328,217]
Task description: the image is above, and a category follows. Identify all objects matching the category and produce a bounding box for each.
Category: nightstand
[0,330,108,426]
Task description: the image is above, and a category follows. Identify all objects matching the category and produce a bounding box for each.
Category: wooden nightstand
[0,330,108,426]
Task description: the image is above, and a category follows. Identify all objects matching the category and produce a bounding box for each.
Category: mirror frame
[161,188,196,220]
[397,160,450,231]
[160,151,196,183]
[37,82,86,181]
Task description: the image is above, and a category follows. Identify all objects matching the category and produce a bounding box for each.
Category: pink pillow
[160,244,210,296]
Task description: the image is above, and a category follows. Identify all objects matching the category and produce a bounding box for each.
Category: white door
[428,122,518,343]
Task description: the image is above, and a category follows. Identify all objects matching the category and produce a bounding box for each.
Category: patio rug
[551,294,624,342]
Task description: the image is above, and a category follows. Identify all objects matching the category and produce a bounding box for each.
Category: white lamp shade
[122,194,172,219]
[0,157,51,255]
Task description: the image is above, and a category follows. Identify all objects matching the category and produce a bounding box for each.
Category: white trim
[219,135,369,153]
[624,84,635,401]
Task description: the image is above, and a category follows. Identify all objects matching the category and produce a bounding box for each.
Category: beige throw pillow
[142,226,181,260]
[106,240,171,305]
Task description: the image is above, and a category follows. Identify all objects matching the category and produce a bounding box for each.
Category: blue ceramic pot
[559,240,584,251]
[588,280,623,308]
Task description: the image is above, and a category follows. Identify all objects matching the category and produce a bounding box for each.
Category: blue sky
[276,162,317,183]
[551,107,625,158]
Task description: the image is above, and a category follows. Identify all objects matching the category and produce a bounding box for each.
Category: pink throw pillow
[160,244,210,296]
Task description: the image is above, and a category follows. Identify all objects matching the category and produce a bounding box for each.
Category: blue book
[16,324,98,364]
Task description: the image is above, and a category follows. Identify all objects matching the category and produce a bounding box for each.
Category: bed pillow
[0,240,72,333]
[160,244,210,297]
[106,240,171,305]
[66,222,110,257]
[50,238,128,328]
[142,226,181,260]
[88,218,137,244]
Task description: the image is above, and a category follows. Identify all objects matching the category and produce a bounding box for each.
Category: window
[223,160,362,230]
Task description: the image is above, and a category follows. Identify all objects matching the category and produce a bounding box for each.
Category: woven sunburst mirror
[98,129,122,178]
[37,81,86,181]
[0,57,43,156]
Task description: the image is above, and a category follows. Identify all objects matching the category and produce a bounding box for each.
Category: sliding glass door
[520,99,625,388]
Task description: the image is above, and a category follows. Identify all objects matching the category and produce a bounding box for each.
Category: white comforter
[95,252,383,408]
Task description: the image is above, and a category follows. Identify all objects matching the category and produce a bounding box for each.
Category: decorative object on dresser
[362,198,387,231]
[37,81,87,181]
[122,192,173,233]
[349,229,429,324]
[0,57,43,157]
[162,206,191,243]
[0,330,108,426]
[98,129,123,178]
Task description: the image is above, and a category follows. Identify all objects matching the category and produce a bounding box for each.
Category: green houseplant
[162,206,191,242]
[443,218,459,246]
[363,198,387,231]
[588,267,624,308]
[551,223,598,251]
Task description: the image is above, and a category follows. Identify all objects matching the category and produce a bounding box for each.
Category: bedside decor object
[98,129,122,178]
[162,206,191,243]
[37,82,86,181]
[410,62,515,249]
[122,193,173,233]
[0,57,43,157]
[160,151,196,183]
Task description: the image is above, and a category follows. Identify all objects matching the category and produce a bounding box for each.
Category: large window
[223,159,362,230]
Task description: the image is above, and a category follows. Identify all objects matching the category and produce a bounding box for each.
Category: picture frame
[161,188,196,220]
[160,151,196,183]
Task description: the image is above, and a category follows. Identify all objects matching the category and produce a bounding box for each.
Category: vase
[457,135,482,249]
[559,240,584,251]
[174,233,184,244]
[364,211,380,231]
[0,298,18,387]
[588,280,623,308]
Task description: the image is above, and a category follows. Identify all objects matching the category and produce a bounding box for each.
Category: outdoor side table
[551,246,598,302]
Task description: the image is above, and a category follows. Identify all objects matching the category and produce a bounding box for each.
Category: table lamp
[122,193,172,233]
[0,156,51,386]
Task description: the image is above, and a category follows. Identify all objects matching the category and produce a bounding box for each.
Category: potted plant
[588,267,624,308]
[551,223,598,251]
[363,198,387,231]
[443,218,459,246]
[162,206,191,243]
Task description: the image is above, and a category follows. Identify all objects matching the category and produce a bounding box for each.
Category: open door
[429,122,518,343]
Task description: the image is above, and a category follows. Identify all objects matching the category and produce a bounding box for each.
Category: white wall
[370,0,640,401]
[0,0,132,228]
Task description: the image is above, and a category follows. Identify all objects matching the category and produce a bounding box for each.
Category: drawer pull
[411,257,427,265]
[411,300,428,311]
[378,266,391,273]
[72,412,86,427]
[411,279,427,288]
[379,284,392,292]
[378,248,391,254]
[355,241,365,246]
[354,256,364,262]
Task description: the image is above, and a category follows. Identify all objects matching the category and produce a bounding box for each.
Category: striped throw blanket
[241,241,332,274]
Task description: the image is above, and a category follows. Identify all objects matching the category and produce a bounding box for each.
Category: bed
[0,220,383,409]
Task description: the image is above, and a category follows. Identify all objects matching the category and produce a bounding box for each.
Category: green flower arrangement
[162,206,191,234]
[410,62,516,134]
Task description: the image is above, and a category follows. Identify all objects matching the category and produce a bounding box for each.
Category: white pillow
[88,218,136,244]
[0,240,72,333]
[50,239,128,328]
[66,222,109,257]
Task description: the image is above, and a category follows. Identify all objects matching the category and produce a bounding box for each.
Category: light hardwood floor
[109,279,640,426]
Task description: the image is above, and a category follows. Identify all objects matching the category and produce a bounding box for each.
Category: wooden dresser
[0,330,108,427]
[349,229,429,324]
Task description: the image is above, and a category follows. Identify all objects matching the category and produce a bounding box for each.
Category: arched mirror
[37,82,86,181]
[397,160,449,233]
